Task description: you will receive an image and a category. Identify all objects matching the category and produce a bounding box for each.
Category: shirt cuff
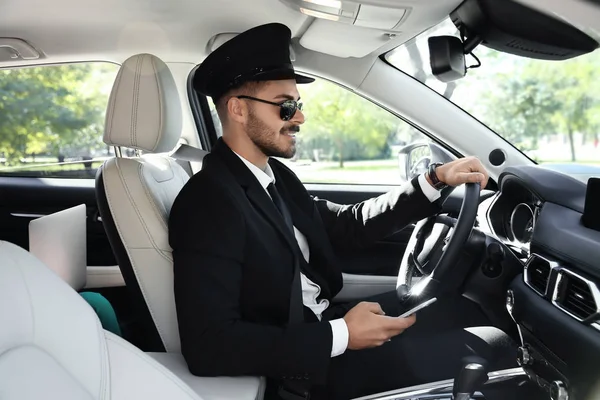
[418,173,441,202]
[329,318,349,357]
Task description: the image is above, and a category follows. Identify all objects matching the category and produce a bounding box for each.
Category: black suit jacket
[168,138,441,385]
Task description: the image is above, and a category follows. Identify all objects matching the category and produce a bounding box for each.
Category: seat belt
[169,143,209,176]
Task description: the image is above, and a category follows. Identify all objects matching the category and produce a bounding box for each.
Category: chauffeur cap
[193,22,314,100]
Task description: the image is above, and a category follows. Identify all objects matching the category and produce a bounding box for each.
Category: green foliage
[459,47,600,161]
[0,63,117,165]
[300,80,400,167]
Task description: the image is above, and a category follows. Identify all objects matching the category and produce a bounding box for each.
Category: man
[169,23,515,400]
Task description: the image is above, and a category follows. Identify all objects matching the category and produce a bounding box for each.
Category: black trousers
[311,291,518,400]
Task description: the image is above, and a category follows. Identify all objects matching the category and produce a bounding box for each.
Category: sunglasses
[237,95,303,121]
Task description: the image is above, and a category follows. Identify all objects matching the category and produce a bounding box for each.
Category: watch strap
[428,162,447,190]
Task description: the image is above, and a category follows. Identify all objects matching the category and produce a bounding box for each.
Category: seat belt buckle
[278,383,311,400]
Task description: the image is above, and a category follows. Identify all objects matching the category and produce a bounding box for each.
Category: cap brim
[251,68,315,84]
[295,73,315,84]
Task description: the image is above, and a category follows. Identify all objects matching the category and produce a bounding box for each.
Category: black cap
[193,23,314,100]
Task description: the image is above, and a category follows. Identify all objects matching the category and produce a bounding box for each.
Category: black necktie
[267,182,294,234]
[267,181,313,398]
[267,182,305,325]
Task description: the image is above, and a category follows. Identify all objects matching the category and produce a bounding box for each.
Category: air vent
[524,254,554,296]
[552,269,600,321]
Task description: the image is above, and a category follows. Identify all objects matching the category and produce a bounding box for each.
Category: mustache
[282,125,300,134]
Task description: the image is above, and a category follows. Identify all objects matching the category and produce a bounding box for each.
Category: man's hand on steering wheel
[396,156,489,312]
[429,156,489,189]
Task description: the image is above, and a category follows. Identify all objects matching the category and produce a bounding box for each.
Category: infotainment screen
[582,177,600,231]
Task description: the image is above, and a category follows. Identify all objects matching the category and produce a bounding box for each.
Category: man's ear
[227,97,246,124]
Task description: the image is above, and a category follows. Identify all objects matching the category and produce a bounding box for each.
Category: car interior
[0,0,599,399]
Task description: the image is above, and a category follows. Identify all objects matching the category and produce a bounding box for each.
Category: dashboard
[486,175,543,259]
[484,165,600,400]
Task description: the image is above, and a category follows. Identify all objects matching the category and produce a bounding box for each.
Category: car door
[0,62,139,338]
[201,76,446,301]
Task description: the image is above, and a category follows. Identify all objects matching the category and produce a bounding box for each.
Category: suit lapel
[245,184,299,252]
[272,165,334,292]
[212,138,299,254]
[271,163,326,255]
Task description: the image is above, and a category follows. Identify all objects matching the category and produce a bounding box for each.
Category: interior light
[302,0,342,9]
[299,8,340,21]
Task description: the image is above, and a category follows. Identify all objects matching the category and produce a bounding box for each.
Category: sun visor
[300,19,396,58]
[280,0,409,31]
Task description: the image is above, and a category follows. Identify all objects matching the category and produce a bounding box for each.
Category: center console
[507,253,600,400]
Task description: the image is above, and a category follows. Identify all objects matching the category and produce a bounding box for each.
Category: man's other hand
[343,302,416,350]
[434,156,489,189]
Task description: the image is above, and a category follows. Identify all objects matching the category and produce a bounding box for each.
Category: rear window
[0,62,119,178]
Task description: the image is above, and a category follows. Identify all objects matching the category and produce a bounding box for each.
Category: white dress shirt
[234,152,440,357]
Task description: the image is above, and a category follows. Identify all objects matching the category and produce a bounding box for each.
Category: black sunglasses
[237,95,303,121]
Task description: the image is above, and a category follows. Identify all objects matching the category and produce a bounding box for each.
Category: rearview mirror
[428,36,466,82]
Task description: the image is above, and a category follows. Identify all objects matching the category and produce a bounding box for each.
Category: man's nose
[293,109,305,124]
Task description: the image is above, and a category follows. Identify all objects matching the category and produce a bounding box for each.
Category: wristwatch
[427,162,448,190]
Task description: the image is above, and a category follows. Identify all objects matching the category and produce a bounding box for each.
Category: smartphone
[398,297,438,318]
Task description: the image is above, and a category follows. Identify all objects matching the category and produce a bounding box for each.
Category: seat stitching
[1,242,35,345]
[131,55,143,148]
[103,160,167,348]
[1,242,100,399]
[0,344,97,399]
[93,302,111,399]
[138,162,169,232]
[150,56,163,153]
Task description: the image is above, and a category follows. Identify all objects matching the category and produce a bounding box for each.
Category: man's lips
[281,127,300,137]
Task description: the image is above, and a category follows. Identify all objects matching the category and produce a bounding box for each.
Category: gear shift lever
[452,356,488,400]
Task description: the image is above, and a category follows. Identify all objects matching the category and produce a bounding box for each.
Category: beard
[245,108,299,159]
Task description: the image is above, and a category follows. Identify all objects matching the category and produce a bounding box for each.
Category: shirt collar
[233,151,275,190]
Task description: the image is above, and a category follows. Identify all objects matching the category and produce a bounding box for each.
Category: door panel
[0,177,116,266]
[334,273,397,302]
[0,177,136,338]
[306,183,413,277]
[85,266,125,288]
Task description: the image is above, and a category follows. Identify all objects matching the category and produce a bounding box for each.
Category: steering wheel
[396,182,481,312]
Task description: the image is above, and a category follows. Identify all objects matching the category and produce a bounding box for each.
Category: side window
[207,77,431,185]
[0,63,119,178]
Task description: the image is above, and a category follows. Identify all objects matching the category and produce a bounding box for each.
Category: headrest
[103,53,182,153]
[28,204,87,291]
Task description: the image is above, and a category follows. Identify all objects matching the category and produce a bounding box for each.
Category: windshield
[387,18,600,167]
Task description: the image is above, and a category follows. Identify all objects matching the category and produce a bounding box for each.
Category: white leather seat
[95,53,265,399]
[0,240,202,400]
[96,53,190,353]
